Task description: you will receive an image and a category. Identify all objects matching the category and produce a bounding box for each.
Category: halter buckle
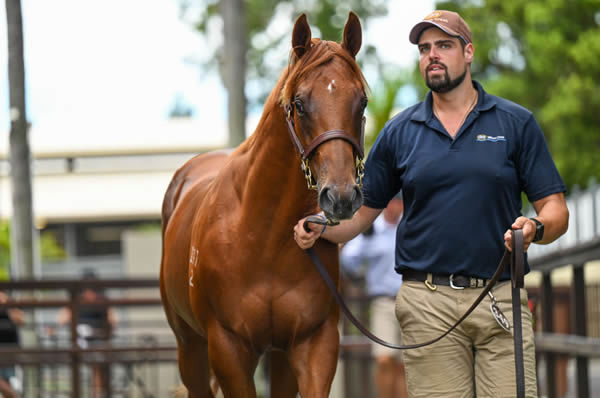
[301,158,318,190]
[355,156,364,188]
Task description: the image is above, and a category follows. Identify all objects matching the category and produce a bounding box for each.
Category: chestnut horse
[160,12,367,397]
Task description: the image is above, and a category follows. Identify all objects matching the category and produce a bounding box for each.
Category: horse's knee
[207,326,259,397]
[287,320,340,397]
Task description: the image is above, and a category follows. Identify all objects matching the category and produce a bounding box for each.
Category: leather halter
[284,103,365,190]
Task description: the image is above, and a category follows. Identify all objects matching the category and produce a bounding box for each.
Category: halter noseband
[284,103,365,190]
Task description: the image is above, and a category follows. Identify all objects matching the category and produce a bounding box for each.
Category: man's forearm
[533,193,569,244]
[321,205,381,244]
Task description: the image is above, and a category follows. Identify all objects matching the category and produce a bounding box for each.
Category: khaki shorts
[370,296,403,360]
[395,280,537,398]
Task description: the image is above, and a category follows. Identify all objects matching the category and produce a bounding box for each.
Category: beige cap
[409,10,472,44]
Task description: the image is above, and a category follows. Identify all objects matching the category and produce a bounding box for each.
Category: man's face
[417,27,473,93]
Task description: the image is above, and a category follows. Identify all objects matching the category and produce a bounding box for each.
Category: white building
[0,117,227,277]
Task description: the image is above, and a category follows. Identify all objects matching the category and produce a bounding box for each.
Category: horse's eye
[361,97,368,113]
[294,99,305,116]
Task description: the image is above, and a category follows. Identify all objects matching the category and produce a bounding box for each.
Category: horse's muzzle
[318,184,363,221]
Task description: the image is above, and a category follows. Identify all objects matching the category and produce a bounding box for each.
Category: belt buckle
[449,274,465,290]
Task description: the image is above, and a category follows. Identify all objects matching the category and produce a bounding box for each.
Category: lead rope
[303,217,525,395]
[511,229,525,398]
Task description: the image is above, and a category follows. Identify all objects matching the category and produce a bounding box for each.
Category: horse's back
[161,149,233,234]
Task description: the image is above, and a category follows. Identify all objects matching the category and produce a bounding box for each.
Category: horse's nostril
[327,188,336,203]
[319,185,363,220]
[319,187,334,214]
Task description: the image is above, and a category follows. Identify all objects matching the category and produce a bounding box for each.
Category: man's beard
[426,64,467,93]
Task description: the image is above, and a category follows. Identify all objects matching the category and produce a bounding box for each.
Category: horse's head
[282,12,367,222]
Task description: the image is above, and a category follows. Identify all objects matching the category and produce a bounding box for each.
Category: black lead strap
[511,229,526,398]
[303,217,525,397]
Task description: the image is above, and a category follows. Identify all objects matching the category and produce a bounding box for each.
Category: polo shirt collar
[410,80,497,123]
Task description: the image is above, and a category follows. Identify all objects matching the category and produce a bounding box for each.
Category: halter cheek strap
[284,104,365,190]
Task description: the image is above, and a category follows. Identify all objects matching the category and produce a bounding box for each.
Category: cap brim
[409,21,461,44]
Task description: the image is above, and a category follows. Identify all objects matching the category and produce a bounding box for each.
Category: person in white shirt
[340,193,407,398]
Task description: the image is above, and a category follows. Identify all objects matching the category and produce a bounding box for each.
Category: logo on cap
[425,11,443,20]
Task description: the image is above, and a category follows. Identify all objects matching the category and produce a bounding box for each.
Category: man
[53,270,117,398]
[339,193,407,398]
[294,10,569,398]
[0,291,24,398]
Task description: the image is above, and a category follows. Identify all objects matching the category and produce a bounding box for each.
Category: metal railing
[0,278,177,397]
[525,178,600,398]
[0,278,378,398]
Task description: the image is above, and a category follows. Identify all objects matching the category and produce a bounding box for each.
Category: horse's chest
[201,277,334,348]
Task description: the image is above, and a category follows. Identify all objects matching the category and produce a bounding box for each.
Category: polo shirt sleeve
[518,115,566,202]
[362,124,402,209]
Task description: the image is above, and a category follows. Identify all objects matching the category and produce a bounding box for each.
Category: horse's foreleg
[175,334,214,398]
[268,350,299,397]
[207,323,259,398]
[161,283,213,398]
[288,315,340,398]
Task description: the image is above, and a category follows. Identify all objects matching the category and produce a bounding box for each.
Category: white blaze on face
[327,80,336,93]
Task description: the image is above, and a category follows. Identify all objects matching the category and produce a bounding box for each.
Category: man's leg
[468,282,538,398]
[395,282,475,398]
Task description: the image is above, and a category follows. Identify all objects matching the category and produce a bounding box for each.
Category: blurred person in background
[53,270,117,398]
[340,193,407,398]
[0,291,24,398]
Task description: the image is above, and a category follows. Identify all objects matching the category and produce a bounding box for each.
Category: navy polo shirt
[363,80,566,279]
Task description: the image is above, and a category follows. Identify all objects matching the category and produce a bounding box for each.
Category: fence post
[589,177,598,238]
[541,272,556,398]
[69,287,80,398]
[571,264,589,398]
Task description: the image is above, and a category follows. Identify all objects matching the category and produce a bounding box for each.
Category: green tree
[183,0,388,145]
[430,0,600,190]
[365,66,411,150]
[0,222,66,281]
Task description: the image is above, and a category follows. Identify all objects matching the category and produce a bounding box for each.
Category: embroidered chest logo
[476,134,506,142]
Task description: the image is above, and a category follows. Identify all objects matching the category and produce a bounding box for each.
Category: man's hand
[504,216,537,252]
[8,308,25,326]
[293,217,325,249]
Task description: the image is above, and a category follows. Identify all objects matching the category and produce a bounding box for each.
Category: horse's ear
[342,11,362,58]
[292,14,312,59]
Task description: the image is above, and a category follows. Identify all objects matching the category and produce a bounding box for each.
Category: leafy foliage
[0,222,66,281]
[432,0,600,190]
[183,0,388,105]
[365,68,411,151]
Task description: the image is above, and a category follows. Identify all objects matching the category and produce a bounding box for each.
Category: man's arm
[504,192,569,251]
[293,205,382,249]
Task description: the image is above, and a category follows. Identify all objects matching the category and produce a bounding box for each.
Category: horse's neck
[232,106,317,229]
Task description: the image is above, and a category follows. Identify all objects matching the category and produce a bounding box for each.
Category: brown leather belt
[401,270,490,289]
